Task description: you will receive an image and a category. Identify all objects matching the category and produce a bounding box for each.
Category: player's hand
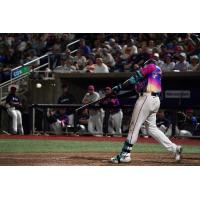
[112,84,122,94]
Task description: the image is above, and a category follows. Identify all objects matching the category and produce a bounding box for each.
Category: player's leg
[127,95,151,144]
[145,113,182,161]
[145,113,177,152]
[112,111,123,135]
[88,115,95,133]
[95,111,104,135]
[145,96,182,161]
[111,95,150,163]
[16,110,24,135]
[7,108,18,134]
[68,114,74,127]
[108,115,115,135]
[51,120,62,135]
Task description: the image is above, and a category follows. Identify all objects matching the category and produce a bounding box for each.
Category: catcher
[111,59,182,163]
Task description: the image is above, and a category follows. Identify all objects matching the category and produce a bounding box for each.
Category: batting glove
[112,84,122,94]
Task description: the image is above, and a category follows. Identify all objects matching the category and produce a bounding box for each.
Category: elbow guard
[128,70,144,85]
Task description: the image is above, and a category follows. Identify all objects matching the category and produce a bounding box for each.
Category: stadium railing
[0,39,81,103]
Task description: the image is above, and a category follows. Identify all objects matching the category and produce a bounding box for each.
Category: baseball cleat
[175,145,183,162]
[111,152,131,164]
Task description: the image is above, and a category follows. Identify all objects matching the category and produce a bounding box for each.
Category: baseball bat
[75,90,135,112]
[75,95,107,112]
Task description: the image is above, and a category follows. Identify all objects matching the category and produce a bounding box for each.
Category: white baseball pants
[51,120,66,135]
[127,93,177,153]
[88,110,104,134]
[7,107,24,134]
[108,110,123,135]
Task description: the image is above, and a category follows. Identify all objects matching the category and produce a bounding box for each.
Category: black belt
[140,92,160,97]
[151,92,160,97]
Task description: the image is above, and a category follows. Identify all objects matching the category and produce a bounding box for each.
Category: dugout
[26,72,200,135]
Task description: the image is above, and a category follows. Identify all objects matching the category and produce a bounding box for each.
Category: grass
[0,139,199,154]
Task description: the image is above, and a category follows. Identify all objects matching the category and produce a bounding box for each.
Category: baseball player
[47,108,69,135]
[82,85,104,135]
[111,59,182,163]
[57,84,75,126]
[6,86,24,135]
[100,87,123,136]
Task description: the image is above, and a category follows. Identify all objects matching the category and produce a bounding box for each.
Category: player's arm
[112,64,156,93]
[82,94,89,104]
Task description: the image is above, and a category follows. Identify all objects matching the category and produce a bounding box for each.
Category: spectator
[53,58,67,73]
[153,53,164,67]
[94,58,109,73]
[26,50,40,67]
[189,55,199,71]
[147,40,155,52]
[112,52,124,72]
[54,58,76,73]
[63,49,74,61]
[161,54,175,72]
[195,64,200,72]
[174,52,190,71]
[82,58,95,73]
[82,85,104,135]
[73,49,87,70]
[101,48,116,70]
[109,38,122,56]
[121,38,138,60]
[92,39,103,55]
[100,87,123,136]
[79,38,91,58]
[2,64,12,82]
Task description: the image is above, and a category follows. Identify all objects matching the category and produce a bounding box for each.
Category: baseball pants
[68,114,74,126]
[51,120,66,135]
[127,93,177,153]
[108,110,123,135]
[88,110,104,134]
[7,108,24,134]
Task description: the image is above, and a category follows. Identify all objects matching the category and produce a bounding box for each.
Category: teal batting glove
[112,84,122,94]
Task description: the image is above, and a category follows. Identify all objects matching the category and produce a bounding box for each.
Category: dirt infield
[0,152,200,166]
[0,134,200,166]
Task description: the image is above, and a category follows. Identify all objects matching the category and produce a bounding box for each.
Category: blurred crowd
[53,33,200,73]
[0,33,75,83]
[1,33,200,83]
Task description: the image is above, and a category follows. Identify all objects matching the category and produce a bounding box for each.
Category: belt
[140,92,160,97]
[151,92,160,97]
